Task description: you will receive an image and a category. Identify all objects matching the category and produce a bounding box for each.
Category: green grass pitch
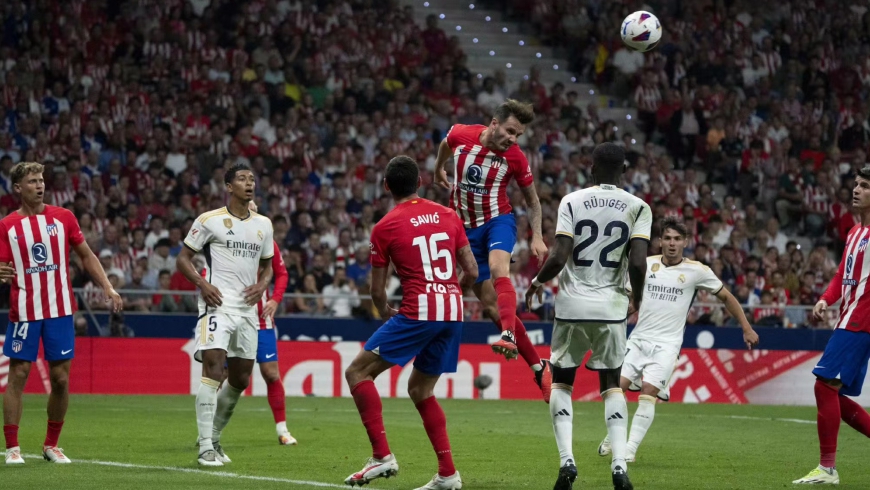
[2,394,868,489]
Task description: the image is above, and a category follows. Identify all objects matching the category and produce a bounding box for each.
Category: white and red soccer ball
[620,11,662,53]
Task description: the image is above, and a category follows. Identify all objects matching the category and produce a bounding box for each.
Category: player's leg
[409,321,463,490]
[792,328,867,484]
[473,280,547,394]
[193,313,231,466]
[588,322,632,490]
[486,216,523,357]
[41,316,75,463]
[3,319,43,464]
[344,315,429,485]
[548,319,588,490]
[256,328,295,445]
[598,339,643,458]
[625,343,675,460]
[211,317,258,462]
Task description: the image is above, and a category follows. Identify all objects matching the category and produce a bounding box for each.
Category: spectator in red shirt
[420,14,448,63]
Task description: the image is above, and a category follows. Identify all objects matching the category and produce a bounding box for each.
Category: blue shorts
[813,329,870,397]
[465,214,516,283]
[364,314,463,375]
[256,328,279,364]
[3,316,75,362]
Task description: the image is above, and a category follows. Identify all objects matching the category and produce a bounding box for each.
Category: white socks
[550,384,575,467]
[276,421,288,436]
[627,394,656,454]
[212,383,244,444]
[196,377,220,453]
[603,388,629,472]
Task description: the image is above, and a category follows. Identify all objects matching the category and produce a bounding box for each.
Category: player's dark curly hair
[591,142,625,182]
[493,99,535,125]
[858,165,870,181]
[384,155,419,199]
[660,216,688,238]
[224,163,252,184]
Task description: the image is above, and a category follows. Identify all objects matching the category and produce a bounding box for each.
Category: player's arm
[0,223,15,283]
[262,242,288,318]
[519,183,547,259]
[627,238,648,312]
[371,265,397,319]
[816,249,847,320]
[456,244,478,289]
[525,235,572,309]
[434,137,452,189]
[72,240,123,312]
[714,286,760,349]
[177,245,222,307]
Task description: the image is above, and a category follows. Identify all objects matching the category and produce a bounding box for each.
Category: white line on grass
[23,454,348,488]
[656,413,815,425]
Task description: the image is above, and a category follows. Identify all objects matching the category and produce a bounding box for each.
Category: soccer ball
[620,11,662,53]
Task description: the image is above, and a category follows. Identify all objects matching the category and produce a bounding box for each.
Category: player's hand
[813,300,828,321]
[743,328,760,350]
[201,282,223,308]
[243,282,268,306]
[380,305,399,320]
[627,299,639,317]
[0,261,15,283]
[525,284,543,310]
[262,299,279,319]
[530,235,548,259]
[105,287,123,312]
[435,168,451,189]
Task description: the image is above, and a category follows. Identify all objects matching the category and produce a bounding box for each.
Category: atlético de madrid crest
[223,218,233,229]
[45,224,58,236]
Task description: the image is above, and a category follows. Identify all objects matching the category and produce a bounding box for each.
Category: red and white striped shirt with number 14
[0,205,84,322]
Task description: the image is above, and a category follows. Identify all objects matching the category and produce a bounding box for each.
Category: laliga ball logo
[621,11,662,53]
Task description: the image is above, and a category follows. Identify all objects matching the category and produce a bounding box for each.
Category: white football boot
[5,446,24,465]
[43,446,71,463]
[598,435,612,456]
[414,471,462,490]
[793,465,839,485]
[278,432,298,445]
[344,454,399,486]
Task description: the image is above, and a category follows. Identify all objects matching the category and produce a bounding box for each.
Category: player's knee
[407,384,432,403]
[7,361,31,386]
[50,372,69,393]
[261,367,280,384]
[552,365,578,386]
[345,364,362,386]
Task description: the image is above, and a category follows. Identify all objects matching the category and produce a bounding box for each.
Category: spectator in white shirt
[322,268,361,317]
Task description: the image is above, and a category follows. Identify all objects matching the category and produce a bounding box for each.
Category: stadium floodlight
[506,63,512,68]
[519,40,525,46]
[553,64,559,70]
[502,27,508,33]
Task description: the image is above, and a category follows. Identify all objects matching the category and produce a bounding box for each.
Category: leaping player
[597,217,759,462]
[434,99,550,397]
[793,166,870,485]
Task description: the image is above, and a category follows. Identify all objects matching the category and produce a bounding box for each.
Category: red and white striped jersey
[255,242,288,330]
[370,198,468,322]
[0,205,84,322]
[446,124,534,228]
[634,85,662,113]
[821,224,870,333]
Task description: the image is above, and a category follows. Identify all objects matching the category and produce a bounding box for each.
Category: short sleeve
[511,149,534,188]
[631,203,652,241]
[63,210,85,246]
[0,222,11,263]
[184,216,214,252]
[260,222,274,260]
[697,266,725,294]
[370,224,390,268]
[556,196,574,238]
[445,124,462,149]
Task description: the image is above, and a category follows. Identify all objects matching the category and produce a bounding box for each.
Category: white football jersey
[555,184,652,322]
[184,207,274,318]
[631,256,724,347]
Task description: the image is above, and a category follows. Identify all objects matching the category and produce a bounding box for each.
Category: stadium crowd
[0,0,863,329]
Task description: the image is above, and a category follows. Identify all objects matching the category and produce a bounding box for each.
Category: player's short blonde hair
[10,161,44,185]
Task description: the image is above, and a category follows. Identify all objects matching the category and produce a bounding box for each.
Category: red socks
[839,393,870,438]
[351,380,391,459]
[44,420,64,448]
[415,396,456,477]
[4,425,18,449]
[267,379,286,424]
[514,317,541,367]
[815,380,840,468]
[493,277,516,335]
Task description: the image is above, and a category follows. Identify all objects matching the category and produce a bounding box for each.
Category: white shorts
[193,311,259,361]
[549,319,627,370]
[621,337,680,401]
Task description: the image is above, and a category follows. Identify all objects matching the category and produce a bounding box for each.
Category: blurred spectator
[322,268,360,318]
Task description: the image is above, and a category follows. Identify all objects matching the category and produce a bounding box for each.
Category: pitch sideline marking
[22,454,348,488]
